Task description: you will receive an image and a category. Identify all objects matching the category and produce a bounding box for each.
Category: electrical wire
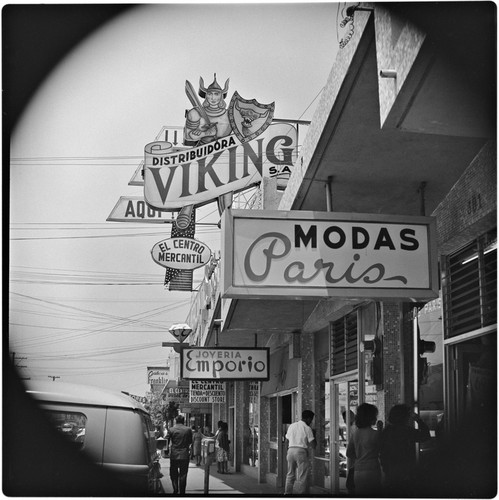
[9,89,325,385]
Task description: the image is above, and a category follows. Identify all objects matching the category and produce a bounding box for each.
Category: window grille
[331,311,358,375]
[443,229,497,338]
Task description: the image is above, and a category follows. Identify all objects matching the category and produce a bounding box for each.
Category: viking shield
[228,91,275,143]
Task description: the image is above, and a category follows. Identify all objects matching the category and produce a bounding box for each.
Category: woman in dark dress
[380,404,431,495]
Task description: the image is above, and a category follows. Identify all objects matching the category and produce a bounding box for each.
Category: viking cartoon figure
[184,74,232,146]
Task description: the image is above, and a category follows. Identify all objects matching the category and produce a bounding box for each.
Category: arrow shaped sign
[107,196,172,223]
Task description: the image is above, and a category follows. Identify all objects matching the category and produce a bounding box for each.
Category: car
[25,380,161,494]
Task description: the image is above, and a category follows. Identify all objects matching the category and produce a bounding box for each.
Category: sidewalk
[158,457,284,496]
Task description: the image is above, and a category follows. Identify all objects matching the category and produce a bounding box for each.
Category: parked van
[26,381,158,494]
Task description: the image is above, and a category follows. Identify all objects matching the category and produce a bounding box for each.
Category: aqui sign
[107,196,169,223]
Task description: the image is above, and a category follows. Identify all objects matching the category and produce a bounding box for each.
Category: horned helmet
[198,73,230,99]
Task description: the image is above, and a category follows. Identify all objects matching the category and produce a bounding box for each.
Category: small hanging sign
[151,237,212,271]
[168,323,193,343]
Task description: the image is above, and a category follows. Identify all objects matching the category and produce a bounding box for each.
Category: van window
[44,410,87,450]
[103,408,152,464]
[141,413,156,459]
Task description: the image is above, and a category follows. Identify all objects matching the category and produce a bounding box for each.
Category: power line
[10,222,219,229]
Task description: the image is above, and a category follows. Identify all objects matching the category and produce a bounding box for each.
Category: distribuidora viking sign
[222,210,439,300]
[144,74,279,210]
[181,347,270,380]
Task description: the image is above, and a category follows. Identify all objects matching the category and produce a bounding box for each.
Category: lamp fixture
[379,69,397,78]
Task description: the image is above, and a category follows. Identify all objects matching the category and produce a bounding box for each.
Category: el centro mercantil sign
[151,237,211,270]
[181,347,270,380]
[222,210,439,300]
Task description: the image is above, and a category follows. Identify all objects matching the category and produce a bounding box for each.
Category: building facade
[177,3,496,496]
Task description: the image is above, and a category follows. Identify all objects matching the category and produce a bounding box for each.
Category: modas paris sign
[144,74,286,210]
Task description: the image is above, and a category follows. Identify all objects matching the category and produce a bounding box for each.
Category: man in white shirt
[284,410,316,494]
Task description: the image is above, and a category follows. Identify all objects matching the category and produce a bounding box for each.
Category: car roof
[26,380,148,412]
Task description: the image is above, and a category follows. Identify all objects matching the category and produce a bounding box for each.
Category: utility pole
[48,376,60,381]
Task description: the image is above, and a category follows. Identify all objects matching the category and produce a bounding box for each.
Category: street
[157,457,283,495]
[157,456,349,496]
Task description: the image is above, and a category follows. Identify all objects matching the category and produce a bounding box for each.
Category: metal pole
[204,456,210,494]
[203,448,215,494]
[413,308,420,464]
[325,176,333,211]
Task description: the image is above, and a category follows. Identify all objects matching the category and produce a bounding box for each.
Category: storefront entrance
[267,392,297,488]
[331,377,357,494]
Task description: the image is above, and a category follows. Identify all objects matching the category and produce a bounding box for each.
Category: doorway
[331,377,358,494]
[268,392,296,488]
[280,394,293,486]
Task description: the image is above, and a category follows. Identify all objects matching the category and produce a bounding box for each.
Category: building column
[235,381,250,472]
[259,395,270,483]
[380,302,410,420]
[299,331,315,415]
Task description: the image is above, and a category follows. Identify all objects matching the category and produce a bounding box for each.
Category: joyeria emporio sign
[181,347,270,380]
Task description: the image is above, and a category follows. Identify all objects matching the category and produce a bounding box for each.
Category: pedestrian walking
[284,409,317,495]
[166,415,193,495]
[380,404,431,495]
[192,426,203,466]
[346,403,382,496]
[216,422,230,473]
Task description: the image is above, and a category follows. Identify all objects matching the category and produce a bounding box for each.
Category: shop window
[246,381,259,467]
[417,298,445,457]
[312,358,330,490]
[450,333,496,424]
[443,229,497,338]
[331,312,358,375]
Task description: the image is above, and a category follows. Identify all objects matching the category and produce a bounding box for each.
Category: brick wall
[433,140,496,255]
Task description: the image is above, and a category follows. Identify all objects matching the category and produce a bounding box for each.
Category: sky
[8,1,341,395]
